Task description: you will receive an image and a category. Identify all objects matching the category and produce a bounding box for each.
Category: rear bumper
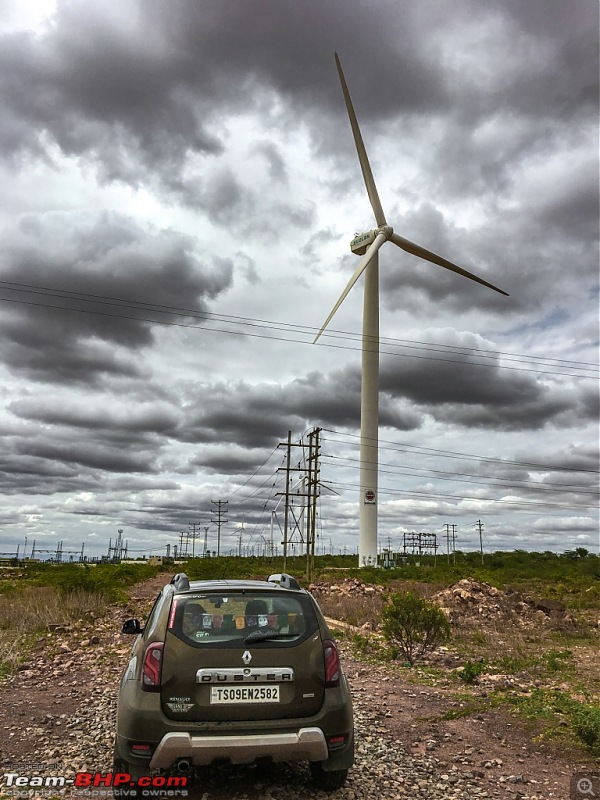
[149,727,328,769]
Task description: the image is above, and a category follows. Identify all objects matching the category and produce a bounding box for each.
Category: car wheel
[309,761,348,791]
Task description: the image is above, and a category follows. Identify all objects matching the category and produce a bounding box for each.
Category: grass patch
[0,585,108,676]
[315,590,386,630]
[347,632,394,663]
[506,690,600,756]
[0,562,164,677]
[440,687,600,757]
[23,561,161,602]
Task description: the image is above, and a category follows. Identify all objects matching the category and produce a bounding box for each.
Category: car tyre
[309,761,348,791]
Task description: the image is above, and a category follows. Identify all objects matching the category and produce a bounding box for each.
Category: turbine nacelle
[350,227,393,255]
[314,52,508,347]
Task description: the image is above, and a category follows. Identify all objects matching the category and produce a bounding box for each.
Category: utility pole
[270,512,276,558]
[237,518,244,557]
[476,519,484,564]
[188,522,201,558]
[276,431,308,573]
[276,429,322,578]
[444,524,451,564]
[211,500,228,556]
[283,431,291,569]
[306,427,321,581]
[451,524,457,565]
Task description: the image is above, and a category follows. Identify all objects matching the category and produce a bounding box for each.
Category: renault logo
[242,650,252,665]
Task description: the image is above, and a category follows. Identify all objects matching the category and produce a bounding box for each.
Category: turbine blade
[314,232,387,343]
[390,233,509,296]
[335,53,387,228]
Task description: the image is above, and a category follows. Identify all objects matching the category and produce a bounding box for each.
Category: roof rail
[171,572,190,591]
[268,573,301,590]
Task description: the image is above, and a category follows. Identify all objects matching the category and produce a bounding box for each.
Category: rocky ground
[0,574,597,800]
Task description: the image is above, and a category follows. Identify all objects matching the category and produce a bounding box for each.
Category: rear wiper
[244,630,296,644]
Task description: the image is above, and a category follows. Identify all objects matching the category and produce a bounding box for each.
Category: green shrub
[459,660,487,684]
[381,591,451,665]
[572,703,600,755]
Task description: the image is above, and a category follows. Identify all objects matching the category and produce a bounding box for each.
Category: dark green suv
[114,573,354,792]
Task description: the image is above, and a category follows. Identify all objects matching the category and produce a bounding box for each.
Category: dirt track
[0,574,596,799]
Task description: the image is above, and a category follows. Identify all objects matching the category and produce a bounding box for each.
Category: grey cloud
[0,211,233,383]
[0,0,596,557]
[15,437,156,474]
[0,11,223,171]
[379,333,597,431]
[234,252,260,285]
[180,381,302,448]
[254,141,288,184]
[177,367,421,452]
[199,169,251,225]
[379,204,511,312]
[191,446,274,476]
[9,397,180,436]
[301,227,340,264]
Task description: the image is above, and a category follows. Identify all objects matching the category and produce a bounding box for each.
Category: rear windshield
[168,592,316,647]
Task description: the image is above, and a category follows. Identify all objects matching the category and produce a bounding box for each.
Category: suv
[114,572,354,792]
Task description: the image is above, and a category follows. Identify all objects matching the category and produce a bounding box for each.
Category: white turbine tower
[315,53,508,568]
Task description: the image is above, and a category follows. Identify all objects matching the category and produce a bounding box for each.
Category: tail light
[141,642,164,692]
[323,639,341,688]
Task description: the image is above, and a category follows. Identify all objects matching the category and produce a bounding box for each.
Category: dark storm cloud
[0,1,595,304]
[0,8,223,174]
[191,446,276,476]
[379,203,512,312]
[15,436,156,474]
[0,210,233,383]
[3,0,593,196]
[0,450,79,486]
[8,396,179,436]
[379,336,597,431]
[0,0,596,556]
[176,366,421,452]
[178,378,324,449]
[0,446,111,497]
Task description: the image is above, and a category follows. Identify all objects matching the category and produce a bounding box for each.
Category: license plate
[210,685,280,704]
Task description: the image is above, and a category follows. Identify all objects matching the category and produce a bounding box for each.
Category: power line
[227,444,283,499]
[322,428,600,475]
[0,280,596,379]
[321,452,600,496]
[324,479,596,512]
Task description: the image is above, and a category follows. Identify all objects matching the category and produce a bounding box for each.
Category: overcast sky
[0,0,598,562]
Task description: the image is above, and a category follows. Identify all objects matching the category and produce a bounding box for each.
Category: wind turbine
[314,53,508,568]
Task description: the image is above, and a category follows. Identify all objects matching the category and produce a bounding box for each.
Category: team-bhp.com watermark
[1,769,189,797]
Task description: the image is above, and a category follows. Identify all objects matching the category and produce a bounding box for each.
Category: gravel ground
[0,576,590,799]
[4,686,554,800]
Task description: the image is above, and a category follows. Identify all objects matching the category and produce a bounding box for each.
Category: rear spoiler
[268,573,301,590]
[171,573,190,591]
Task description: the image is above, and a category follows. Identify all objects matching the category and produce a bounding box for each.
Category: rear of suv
[114,573,354,792]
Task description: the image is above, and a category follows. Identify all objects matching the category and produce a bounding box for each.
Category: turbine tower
[315,53,508,568]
